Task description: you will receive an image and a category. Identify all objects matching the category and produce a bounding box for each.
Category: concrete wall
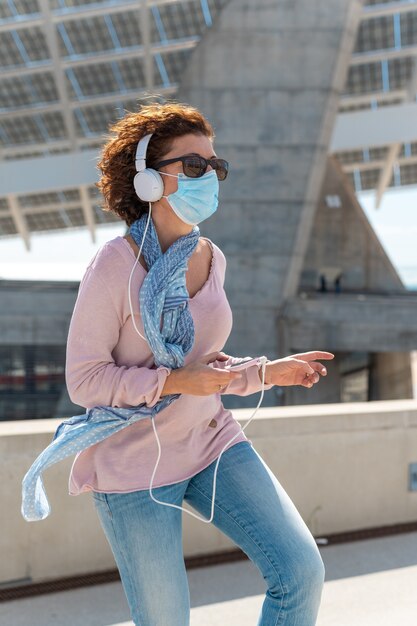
[176,0,363,408]
[299,156,406,294]
[370,352,414,401]
[3,399,417,587]
[281,293,417,353]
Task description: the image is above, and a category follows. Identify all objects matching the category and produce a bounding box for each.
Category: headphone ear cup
[133,169,164,202]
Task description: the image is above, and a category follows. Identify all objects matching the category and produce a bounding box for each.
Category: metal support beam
[140,0,154,92]
[38,0,78,152]
[331,102,417,151]
[0,0,180,33]
[0,15,42,33]
[361,0,417,21]
[8,195,31,251]
[374,143,400,206]
[1,64,57,80]
[79,185,97,244]
[68,38,199,70]
[57,0,179,22]
[0,151,99,196]
[339,89,407,109]
[350,43,417,66]
[341,154,417,172]
[2,138,101,159]
[374,56,417,208]
[1,199,91,216]
[0,38,198,80]
[0,85,178,120]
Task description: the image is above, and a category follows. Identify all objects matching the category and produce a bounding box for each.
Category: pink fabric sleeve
[65,264,172,410]
[211,355,275,396]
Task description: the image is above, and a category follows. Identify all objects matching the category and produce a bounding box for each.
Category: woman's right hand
[161,351,243,396]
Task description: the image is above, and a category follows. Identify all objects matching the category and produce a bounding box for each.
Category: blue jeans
[92,440,325,625]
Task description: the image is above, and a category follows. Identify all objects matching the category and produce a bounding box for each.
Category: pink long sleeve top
[65,234,274,495]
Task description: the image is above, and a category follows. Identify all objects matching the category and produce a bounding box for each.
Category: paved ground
[1,531,417,626]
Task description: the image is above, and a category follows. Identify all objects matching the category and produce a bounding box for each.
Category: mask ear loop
[160,172,179,178]
[159,171,179,201]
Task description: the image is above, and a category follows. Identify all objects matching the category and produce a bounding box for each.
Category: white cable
[127,202,152,342]
[127,202,268,522]
[148,357,268,522]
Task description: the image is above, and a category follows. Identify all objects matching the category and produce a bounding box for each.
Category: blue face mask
[160,169,219,226]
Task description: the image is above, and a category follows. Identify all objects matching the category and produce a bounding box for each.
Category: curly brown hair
[95,100,215,227]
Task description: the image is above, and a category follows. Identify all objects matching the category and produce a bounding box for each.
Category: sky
[357,186,417,290]
[0,185,416,287]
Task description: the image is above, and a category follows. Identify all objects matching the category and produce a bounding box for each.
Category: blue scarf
[21,213,200,521]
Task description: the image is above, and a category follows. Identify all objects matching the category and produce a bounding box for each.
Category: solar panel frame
[1,0,417,226]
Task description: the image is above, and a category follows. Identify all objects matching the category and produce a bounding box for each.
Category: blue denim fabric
[21,213,200,523]
[92,440,325,626]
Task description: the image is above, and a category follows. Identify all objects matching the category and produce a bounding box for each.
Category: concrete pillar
[369,352,414,401]
[177,0,364,407]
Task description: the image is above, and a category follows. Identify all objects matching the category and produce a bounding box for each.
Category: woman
[65,101,334,625]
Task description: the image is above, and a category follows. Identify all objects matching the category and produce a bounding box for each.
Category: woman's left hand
[264,351,335,388]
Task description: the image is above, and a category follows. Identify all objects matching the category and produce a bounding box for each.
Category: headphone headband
[135,133,153,172]
[133,132,163,202]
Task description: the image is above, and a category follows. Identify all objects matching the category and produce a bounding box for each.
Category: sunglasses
[154,155,229,181]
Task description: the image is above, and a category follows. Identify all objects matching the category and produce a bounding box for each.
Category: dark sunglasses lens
[183,156,205,177]
[182,156,229,180]
[213,159,228,181]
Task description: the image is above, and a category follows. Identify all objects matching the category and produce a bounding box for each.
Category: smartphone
[224,357,261,371]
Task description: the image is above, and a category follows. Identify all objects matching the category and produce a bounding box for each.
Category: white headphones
[133,133,165,202]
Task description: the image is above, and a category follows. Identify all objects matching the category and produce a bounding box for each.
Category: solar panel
[0,1,40,21]
[355,15,395,53]
[1,0,417,239]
